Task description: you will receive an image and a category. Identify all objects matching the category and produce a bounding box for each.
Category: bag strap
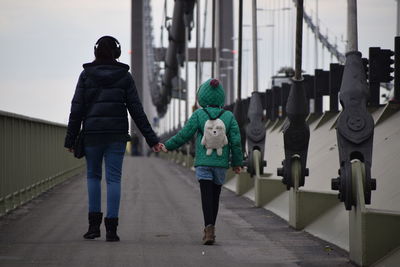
[202,108,225,120]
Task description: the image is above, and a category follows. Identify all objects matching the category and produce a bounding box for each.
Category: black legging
[199,180,222,227]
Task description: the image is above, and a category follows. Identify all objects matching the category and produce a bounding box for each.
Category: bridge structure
[1,0,400,266]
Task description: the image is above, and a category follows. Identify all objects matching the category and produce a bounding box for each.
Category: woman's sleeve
[164,112,199,151]
[64,72,85,149]
[228,115,243,167]
[125,75,159,147]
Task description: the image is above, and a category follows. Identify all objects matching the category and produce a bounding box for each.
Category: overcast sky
[0,0,397,124]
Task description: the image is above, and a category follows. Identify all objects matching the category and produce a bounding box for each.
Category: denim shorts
[195,166,227,185]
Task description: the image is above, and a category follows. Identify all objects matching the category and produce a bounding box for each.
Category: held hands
[232,166,242,174]
[152,143,168,153]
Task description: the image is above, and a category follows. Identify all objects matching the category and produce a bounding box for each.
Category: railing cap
[0,110,67,128]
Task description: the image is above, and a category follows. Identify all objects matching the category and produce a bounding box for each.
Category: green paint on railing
[0,110,85,216]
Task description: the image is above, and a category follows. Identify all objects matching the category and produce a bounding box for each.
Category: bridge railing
[0,110,85,216]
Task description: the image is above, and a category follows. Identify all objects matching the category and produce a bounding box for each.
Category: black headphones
[94,36,121,59]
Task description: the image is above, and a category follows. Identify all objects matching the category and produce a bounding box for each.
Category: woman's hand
[67,148,74,153]
[232,166,242,174]
[152,143,167,153]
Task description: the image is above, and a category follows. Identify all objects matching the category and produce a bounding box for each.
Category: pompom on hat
[197,78,225,108]
[209,79,219,88]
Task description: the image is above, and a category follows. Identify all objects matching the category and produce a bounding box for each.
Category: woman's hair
[94,36,121,61]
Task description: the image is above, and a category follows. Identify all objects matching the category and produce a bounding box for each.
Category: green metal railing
[0,110,85,216]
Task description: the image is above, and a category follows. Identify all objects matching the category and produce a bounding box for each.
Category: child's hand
[161,143,168,152]
[232,166,242,174]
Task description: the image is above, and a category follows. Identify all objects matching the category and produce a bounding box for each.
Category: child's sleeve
[228,115,243,167]
[165,112,199,151]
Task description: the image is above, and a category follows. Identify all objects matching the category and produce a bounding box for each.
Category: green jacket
[165,79,243,168]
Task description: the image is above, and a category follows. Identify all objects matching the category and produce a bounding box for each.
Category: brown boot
[203,225,215,245]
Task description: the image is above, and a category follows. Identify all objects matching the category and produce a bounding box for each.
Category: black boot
[83,212,102,239]
[104,217,120,242]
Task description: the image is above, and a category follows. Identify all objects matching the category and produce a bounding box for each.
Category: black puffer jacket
[64,61,159,149]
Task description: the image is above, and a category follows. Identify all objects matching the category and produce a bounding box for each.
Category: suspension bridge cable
[292,0,346,64]
[211,0,215,77]
[160,0,167,47]
[295,0,304,80]
[237,0,243,100]
[199,0,209,83]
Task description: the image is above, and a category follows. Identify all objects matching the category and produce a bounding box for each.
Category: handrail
[0,110,85,216]
[0,110,67,128]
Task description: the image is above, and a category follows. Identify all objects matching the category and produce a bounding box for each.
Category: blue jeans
[84,142,126,218]
[195,166,227,185]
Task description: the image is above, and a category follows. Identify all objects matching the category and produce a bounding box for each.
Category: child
[163,78,243,245]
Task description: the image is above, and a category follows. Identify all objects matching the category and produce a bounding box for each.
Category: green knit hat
[197,78,225,108]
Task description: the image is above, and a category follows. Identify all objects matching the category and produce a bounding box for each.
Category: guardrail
[0,110,85,216]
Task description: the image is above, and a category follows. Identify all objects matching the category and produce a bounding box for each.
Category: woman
[64,36,163,242]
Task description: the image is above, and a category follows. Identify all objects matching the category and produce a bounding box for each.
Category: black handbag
[73,88,102,159]
[73,131,85,158]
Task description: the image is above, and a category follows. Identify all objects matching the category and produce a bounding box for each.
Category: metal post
[271,6,275,81]
[131,0,144,155]
[200,0,209,84]
[397,0,400,36]
[227,70,231,100]
[178,66,181,127]
[346,0,358,52]
[294,0,304,80]
[185,25,189,121]
[290,5,294,68]
[196,0,200,104]
[395,36,400,101]
[211,0,216,77]
[173,98,176,129]
[252,0,259,92]
[237,0,243,100]
[219,0,234,103]
[215,0,220,79]
[315,0,319,69]
[168,101,171,131]
[277,1,280,70]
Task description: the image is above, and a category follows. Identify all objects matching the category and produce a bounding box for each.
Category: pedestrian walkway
[0,156,354,267]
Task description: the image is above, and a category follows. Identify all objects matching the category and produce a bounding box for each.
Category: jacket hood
[197,78,225,108]
[83,61,130,85]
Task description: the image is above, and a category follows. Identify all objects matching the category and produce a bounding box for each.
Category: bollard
[331,51,376,210]
[277,79,310,190]
[245,92,267,176]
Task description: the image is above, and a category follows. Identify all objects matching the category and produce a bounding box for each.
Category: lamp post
[220,66,234,102]
[220,48,237,104]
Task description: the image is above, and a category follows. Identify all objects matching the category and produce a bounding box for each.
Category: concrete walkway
[0,156,354,267]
